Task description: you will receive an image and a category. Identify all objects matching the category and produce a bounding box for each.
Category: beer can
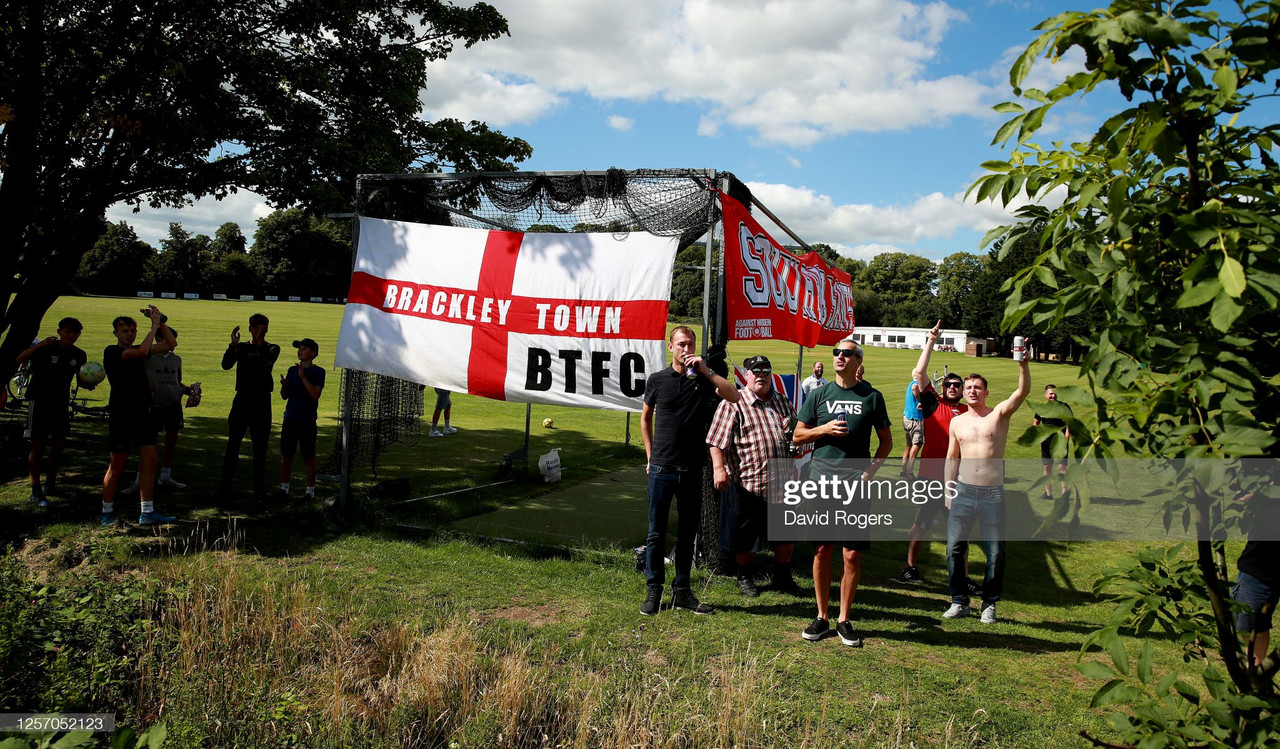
[1013,335,1026,362]
[837,411,847,424]
[686,366,698,379]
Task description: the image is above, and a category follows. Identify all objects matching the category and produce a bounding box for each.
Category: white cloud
[787,156,802,169]
[105,190,274,248]
[745,179,1019,249]
[425,0,1000,146]
[607,115,634,131]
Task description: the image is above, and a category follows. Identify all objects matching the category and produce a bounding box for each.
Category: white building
[849,326,970,354]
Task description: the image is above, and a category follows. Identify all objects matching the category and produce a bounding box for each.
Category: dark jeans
[947,482,1005,605]
[222,394,272,495]
[645,464,701,590]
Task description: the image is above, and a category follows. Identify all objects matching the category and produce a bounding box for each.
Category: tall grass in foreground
[139,551,842,748]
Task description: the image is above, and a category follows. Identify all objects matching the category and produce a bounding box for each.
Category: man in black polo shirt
[220,313,281,499]
[17,317,86,506]
[639,326,739,615]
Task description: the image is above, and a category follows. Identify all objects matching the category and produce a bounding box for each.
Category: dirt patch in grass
[490,603,567,626]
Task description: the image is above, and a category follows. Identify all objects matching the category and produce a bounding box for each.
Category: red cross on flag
[334,217,680,412]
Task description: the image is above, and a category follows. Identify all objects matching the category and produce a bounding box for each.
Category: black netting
[321,369,424,477]
[334,168,749,474]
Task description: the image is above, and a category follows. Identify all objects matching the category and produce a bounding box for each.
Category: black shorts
[912,496,948,529]
[26,400,70,440]
[151,403,184,433]
[1040,438,1068,465]
[109,410,157,453]
[718,482,767,554]
[280,419,317,459]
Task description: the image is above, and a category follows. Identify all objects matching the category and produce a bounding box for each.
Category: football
[78,361,105,389]
[542,418,555,428]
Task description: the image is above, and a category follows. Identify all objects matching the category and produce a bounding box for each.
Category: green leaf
[1209,290,1244,331]
[980,160,1013,172]
[1172,679,1201,705]
[1091,678,1143,708]
[1109,635,1129,676]
[993,101,1025,114]
[1176,278,1221,307]
[1213,64,1238,100]
[1219,254,1246,297]
[1136,640,1153,683]
[1077,660,1118,679]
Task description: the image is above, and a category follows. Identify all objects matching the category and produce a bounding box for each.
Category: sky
[108,0,1122,263]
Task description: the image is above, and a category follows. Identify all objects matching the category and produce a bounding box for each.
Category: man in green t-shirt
[793,337,893,647]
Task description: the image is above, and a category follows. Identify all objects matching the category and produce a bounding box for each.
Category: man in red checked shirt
[707,355,803,599]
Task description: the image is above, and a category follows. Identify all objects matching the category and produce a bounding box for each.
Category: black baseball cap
[743,355,772,372]
[292,338,319,353]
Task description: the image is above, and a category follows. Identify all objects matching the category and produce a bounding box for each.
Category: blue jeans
[947,482,1005,605]
[646,464,701,590]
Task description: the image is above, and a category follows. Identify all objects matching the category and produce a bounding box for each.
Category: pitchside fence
[329,168,812,571]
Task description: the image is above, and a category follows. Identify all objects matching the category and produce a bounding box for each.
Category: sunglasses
[832,348,858,358]
[749,367,772,376]
[943,381,963,388]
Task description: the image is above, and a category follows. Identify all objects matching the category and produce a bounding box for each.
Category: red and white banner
[721,194,855,347]
[335,217,679,412]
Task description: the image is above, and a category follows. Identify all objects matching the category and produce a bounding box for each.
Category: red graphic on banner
[345,244,669,401]
[721,194,855,347]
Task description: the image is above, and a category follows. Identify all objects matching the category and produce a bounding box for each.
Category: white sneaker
[428,429,444,437]
[158,476,186,490]
[980,603,997,624]
[943,603,970,619]
[443,425,458,435]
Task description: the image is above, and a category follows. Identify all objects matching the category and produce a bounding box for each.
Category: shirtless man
[942,355,1029,623]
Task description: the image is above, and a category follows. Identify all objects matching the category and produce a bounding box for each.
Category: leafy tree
[936,252,985,325]
[210,222,248,258]
[670,243,707,319]
[0,0,531,380]
[73,221,156,296]
[143,223,211,293]
[850,288,883,327]
[524,223,566,233]
[972,1,1280,745]
[860,251,939,305]
[249,209,351,298]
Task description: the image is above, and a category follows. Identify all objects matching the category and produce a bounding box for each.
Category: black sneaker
[771,570,805,596]
[967,578,984,597]
[802,617,831,641]
[640,585,662,616]
[672,589,712,614]
[900,565,923,584]
[835,620,863,647]
[736,574,760,598]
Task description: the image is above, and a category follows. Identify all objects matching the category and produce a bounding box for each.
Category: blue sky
[110,0,1126,262]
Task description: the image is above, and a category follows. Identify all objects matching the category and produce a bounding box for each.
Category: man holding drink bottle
[793,336,893,647]
[942,339,1030,624]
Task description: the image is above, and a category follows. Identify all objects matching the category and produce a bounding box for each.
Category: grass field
[0,295,1234,747]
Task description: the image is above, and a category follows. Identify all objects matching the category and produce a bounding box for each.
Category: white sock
[444,421,451,428]
[161,467,171,480]
[132,473,141,486]
[281,483,290,492]
[102,502,114,513]
[141,500,154,514]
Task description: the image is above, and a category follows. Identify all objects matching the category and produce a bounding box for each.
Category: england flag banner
[335,217,679,412]
[721,193,855,347]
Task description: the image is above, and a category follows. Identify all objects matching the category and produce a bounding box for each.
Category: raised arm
[997,357,1031,416]
[912,319,942,395]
